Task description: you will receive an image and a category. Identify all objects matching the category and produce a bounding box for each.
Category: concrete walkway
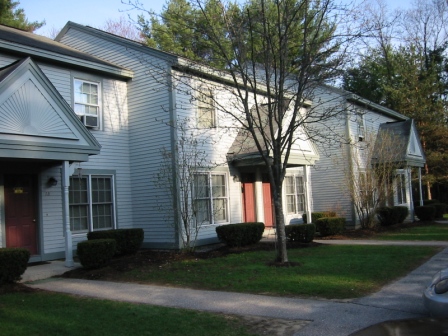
[24,240,448,336]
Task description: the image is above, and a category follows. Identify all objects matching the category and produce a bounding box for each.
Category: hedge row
[302,211,337,224]
[216,222,265,247]
[0,248,30,284]
[285,223,315,243]
[77,239,116,269]
[376,206,409,226]
[316,217,346,237]
[88,228,144,256]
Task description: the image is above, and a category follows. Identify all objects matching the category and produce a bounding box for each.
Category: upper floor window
[193,172,228,224]
[197,86,216,128]
[69,174,115,232]
[356,112,365,141]
[285,175,305,214]
[74,79,101,128]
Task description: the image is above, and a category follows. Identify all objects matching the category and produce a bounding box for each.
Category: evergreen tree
[0,0,44,32]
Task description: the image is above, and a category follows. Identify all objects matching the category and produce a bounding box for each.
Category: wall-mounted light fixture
[47,177,58,187]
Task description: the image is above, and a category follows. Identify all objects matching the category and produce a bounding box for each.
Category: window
[197,86,216,128]
[285,175,305,214]
[74,79,100,128]
[396,173,407,204]
[193,172,228,224]
[69,175,115,232]
[356,112,365,141]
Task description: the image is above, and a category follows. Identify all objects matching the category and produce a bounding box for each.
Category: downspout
[62,161,74,267]
[168,65,181,249]
[345,102,357,227]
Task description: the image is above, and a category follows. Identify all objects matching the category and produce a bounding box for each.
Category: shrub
[415,205,436,221]
[376,206,409,226]
[88,228,144,256]
[0,248,30,284]
[432,203,447,219]
[216,222,265,247]
[77,239,116,269]
[315,217,346,237]
[285,224,315,243]
[302,211,337,224]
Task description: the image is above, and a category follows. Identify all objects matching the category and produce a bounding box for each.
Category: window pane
[212,175,226,197]
[297,194,305,213]
[197,87,215,128]
[74,79,100,120]
[286,195,296,213]
[285,176,294,194]
[213,199,227,222]
[195,199,210,223]
[295,176,304,194]
[194,174,209,198]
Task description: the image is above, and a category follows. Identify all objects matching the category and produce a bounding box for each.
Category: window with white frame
[69,175,115,232]
[285,175,305,214]
[196,86,216,128]
[74,78,101,128]
[396,173,407,204]
[193,172,228,224]
[356,111,365,141]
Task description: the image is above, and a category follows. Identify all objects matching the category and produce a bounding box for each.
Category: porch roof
[227,103,319,167]
[0,57,101,162]
[372,119,426,168]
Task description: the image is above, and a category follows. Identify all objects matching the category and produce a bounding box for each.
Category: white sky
[19,0,413,37]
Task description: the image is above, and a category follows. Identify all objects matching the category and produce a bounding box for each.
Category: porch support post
[254,168,264,223]
[419,168,424,206]
[408,167,415,222]
[62,161,74,267]
[304,165,312,224]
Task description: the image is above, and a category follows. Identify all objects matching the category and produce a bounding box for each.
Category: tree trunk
[273,198,288,263]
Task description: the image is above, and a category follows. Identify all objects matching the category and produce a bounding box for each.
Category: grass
[111,245,438,299]
[375,223,448,241]
[0,291,255,336]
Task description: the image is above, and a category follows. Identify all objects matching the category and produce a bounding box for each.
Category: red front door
[5,174,38,254]
[242,174,256,222]
[262,180,275,227]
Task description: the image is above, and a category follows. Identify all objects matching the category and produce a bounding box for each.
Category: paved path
[27,243,448,336]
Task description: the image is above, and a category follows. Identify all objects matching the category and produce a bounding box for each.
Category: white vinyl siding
[69,175,115,232]
[194,172,228,225]
[285,175,305,214]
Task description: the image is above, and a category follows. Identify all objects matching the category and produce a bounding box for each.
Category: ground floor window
[396,173,407,205]
[193,172,228,224]
[285,175,305,214]
[69,175,115,232]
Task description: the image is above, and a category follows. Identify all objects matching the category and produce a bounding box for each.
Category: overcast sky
[20,0,413,37]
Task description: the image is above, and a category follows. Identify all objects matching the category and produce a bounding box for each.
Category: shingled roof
[0,24,132,78]
[372,119,426,167]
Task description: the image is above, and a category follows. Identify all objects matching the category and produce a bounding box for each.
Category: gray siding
[59,28,177,248]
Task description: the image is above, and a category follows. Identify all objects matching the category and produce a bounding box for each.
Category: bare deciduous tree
[338,130,407,228]
[125,0,365,263]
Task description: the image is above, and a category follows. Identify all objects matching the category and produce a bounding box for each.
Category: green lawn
[375,223,448,241]
[0,291,255,336]
[111,245,438,299]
